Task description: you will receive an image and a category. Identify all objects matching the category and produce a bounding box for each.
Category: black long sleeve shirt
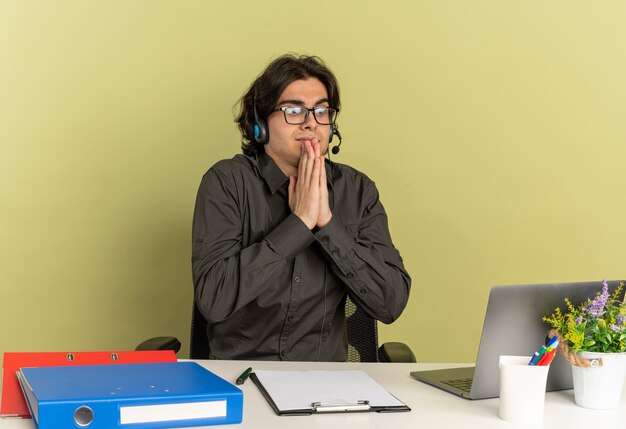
[191,152,411,361]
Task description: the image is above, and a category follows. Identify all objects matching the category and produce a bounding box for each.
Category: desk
[2,360,625,428]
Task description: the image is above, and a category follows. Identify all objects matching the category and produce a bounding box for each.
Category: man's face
[265,78,332,176]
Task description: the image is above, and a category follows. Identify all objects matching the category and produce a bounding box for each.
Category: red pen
[546,349,557,365]
[538,348,557,366]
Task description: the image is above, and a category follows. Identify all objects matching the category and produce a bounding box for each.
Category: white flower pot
[571,351,626,409]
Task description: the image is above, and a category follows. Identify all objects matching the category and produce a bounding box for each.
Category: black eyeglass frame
[272,106,340,125]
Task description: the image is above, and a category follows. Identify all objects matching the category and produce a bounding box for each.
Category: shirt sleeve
[191,167,314,324]
[314,178,411,324]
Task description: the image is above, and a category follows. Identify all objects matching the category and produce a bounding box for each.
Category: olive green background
[1,1,625,380]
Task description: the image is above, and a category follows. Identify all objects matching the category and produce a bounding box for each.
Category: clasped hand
[288,141,332,230]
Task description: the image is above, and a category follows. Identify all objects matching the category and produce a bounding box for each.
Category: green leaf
[583,339,596,347]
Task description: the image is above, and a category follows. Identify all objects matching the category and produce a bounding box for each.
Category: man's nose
[301,111,317,129]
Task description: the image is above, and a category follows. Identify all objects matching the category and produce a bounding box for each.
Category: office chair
[344,296,416,363]
[137,296,416,363]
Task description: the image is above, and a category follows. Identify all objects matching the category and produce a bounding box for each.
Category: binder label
[119,400,227,424]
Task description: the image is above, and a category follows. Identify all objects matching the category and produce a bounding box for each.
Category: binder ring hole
[73,406,94,427]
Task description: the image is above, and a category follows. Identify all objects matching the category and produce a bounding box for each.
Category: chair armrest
[378,341,417,363]
[135,336,182,354]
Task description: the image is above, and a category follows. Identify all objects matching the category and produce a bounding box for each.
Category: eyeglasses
[273,106,339,125]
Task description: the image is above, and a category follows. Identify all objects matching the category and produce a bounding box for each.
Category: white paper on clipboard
[252,369,407,413]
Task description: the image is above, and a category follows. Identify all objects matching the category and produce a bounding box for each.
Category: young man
[192,54,411,361]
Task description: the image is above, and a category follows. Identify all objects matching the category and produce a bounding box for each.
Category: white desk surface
[2,360,625,428]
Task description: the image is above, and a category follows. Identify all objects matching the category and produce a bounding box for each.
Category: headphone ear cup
[253,99,269,144]
[253,119,268,144]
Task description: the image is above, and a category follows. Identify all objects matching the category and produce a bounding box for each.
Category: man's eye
[314,107,328,116]
[285,107,303,115]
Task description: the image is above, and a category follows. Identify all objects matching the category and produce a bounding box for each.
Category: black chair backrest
[189,296,380,362]
[345,296,379,362]
[189,302,210,359]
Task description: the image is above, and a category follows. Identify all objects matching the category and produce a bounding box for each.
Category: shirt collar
[257,152,289,194]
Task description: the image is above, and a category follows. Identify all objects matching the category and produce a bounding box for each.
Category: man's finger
[319,156,326,190]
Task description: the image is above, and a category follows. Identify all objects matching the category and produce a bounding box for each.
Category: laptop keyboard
[441,377,473,393]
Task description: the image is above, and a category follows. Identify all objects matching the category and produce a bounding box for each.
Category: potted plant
[543,279,626,409]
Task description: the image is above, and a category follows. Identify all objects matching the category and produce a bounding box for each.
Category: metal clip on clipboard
[311,400,370,413]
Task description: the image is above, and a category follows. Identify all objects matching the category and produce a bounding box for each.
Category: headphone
[253,99,269,145]
[253,99,343,154]
[330,127,342,154]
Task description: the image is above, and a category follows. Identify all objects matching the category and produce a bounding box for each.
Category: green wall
[2,1,625,374]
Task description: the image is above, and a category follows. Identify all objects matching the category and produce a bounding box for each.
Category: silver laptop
[410,280,624,399]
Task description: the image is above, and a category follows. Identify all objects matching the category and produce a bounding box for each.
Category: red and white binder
[1,350,177,418]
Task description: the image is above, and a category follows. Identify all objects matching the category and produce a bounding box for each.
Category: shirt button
[280,350,287,358]
[360,288,367,294]
[321,236,329,244]
[347,272,355,279]
[287,315,294,321]
[294,276,301,283]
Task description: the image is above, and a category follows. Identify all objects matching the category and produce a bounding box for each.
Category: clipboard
[250,369,411,415]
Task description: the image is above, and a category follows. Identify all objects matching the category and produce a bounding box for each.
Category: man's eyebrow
[277,98,330,106]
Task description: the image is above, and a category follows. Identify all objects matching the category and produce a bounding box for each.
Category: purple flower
[583,281,609,318]
[611,324,623,332]
[575,315,583,325]
[617,313,626,326]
